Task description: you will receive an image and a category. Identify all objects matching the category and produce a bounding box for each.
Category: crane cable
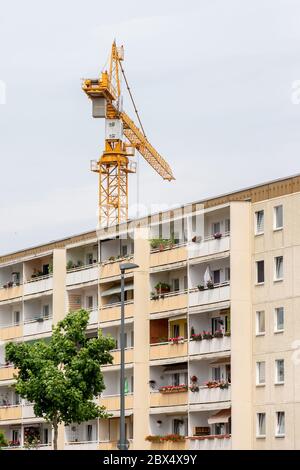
[118,60,147,139]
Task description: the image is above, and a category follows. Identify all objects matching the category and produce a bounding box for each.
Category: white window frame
[256,413,266,438]
[256,260,265,285]
[274,205,283,231]
[256,361,266,386]
[275,359,285,385]
[256,311,265,336]
[274,256,283,282]
[255,210,264,235]
[275,411,285,437]
[274,307,284,333]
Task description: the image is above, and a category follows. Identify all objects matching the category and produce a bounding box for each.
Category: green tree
[5,309,115,450]
[0,431,8,449]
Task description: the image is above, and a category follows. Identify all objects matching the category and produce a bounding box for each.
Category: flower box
[159,385,188,394]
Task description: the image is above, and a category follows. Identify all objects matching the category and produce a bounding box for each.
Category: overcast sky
[1,0,300,254]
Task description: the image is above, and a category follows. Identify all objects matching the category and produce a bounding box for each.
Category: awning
[101,283,134,297]
[210,357,230,365]
[208,408,231,425]
[163,363,187,372]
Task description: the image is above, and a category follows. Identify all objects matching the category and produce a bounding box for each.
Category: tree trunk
[53,417,58,451]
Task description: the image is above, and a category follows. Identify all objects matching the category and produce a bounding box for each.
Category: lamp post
[117,262,139,451]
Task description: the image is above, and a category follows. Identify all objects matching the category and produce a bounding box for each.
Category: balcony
[0,285,23,302]
[0,405,22,421]
[150,291,187,314]
[87,308,98,325]
[22,403,35,418]
[189,385,231,404]
[66,265,98,287]
[0,365,17,381]
[148,439,188,450]
[100,256,134,280]
[189,335,231,356]
[24,275,53,296]
[23,316,52,336]
[150,390,188,408]
[150,245,187,268]
[189,435,231,450]
[65,441,98,450]
[100,301,134,323]
[189,283,230,308]
[0,325,23,341]
[150,341,188,361]
[107,348,134,366]
[99,440,133,450]
[101,394,133,411]
[188,234,230,259]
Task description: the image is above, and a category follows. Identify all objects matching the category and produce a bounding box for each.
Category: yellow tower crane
[82,41,175,228]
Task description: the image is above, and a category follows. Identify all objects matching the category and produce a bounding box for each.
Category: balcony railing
[23,316,52,336]
[189,385,231,404]
[189,435,231,450]
[100,300,134,323]
[150,243,187,267]
[66,264,98,286]
[150,341,188,361]
[99,439,133,450]
[149,290,187,314]
[189,282,230,307]
[100,393,134,411]
[189,335,231,355]
[24,275,53,296]
[0,324,23,341]
[65,441,98,450]
[148,439,188,450]
[150,390,188,407]
[0,404,22,420]
[188,233,230,259]
[0,284,23,302]
[0,364,17,381]
[100,255,134,279]
[106,347,134,366]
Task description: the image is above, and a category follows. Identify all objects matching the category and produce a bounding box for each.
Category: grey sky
[1,0,300,254]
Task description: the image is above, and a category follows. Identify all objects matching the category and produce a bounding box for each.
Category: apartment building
[1,174,300,450]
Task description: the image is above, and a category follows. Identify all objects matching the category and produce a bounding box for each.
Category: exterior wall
[252,193,300,449]
[52,249,66,324]
[230,201,252,449]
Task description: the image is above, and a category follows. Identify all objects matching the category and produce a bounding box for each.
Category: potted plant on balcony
[159,384,188,394]
[163,434,185,442]
[155,282,171,295]
[150,292,159,300]
[66,260,74,271]
[206,281,214,289]
[213,232,222,239]
[197,284,205,291]
[213,329,224,338]
[168,336,184,345]
[202,331,213,340]
[190,333,202,341]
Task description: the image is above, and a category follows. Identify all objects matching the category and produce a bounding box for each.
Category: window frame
[273,205,283,231]
[256,361,266,386]
[255,210,264,235]
[256,412,266,438]
[274,307,284,333]
[256,310,265,336]
[275,359,285,385]
[256,260,265,285]
[274,256,283,282]
[275,411,285,438]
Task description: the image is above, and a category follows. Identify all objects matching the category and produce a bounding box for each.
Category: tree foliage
[5,309,116,449]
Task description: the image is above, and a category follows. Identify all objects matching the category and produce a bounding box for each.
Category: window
[213,270,220,284]
[42,305,49,319]
[276,412,285,437]
[212,316,225,334]
[171,278,180,292]
[43,264,50,276]
[256,311,265,335]
[256,361,266,385]
[225,218,230,234]
[225,267,230,282]
[274,256,283,281]
[86,424,93,442]
[257,413,266,437]
[13,311,20,325]
[274,205,283,230]
[172,324,180,338]
[275,359,285,384]
[131,330,134,347]
[121,245,128,257]
[256,260,265,284]
[86,253,93,265]
[86,296,94,309]
[173,419,184,436]
[43,428,49,444]
[212,222,221,235]
[275,307,284,332]
[212,366,221,382]
[172,373,180,386]
[255,210,264,234]
[183,275,188,290]
[12,430,19,442]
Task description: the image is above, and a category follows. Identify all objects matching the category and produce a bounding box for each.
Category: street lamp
[117,262,139,451]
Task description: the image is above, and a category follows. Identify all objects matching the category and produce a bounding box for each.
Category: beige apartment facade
[1,174,300,450]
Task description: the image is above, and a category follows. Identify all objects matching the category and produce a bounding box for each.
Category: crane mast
[82,42,174,228]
